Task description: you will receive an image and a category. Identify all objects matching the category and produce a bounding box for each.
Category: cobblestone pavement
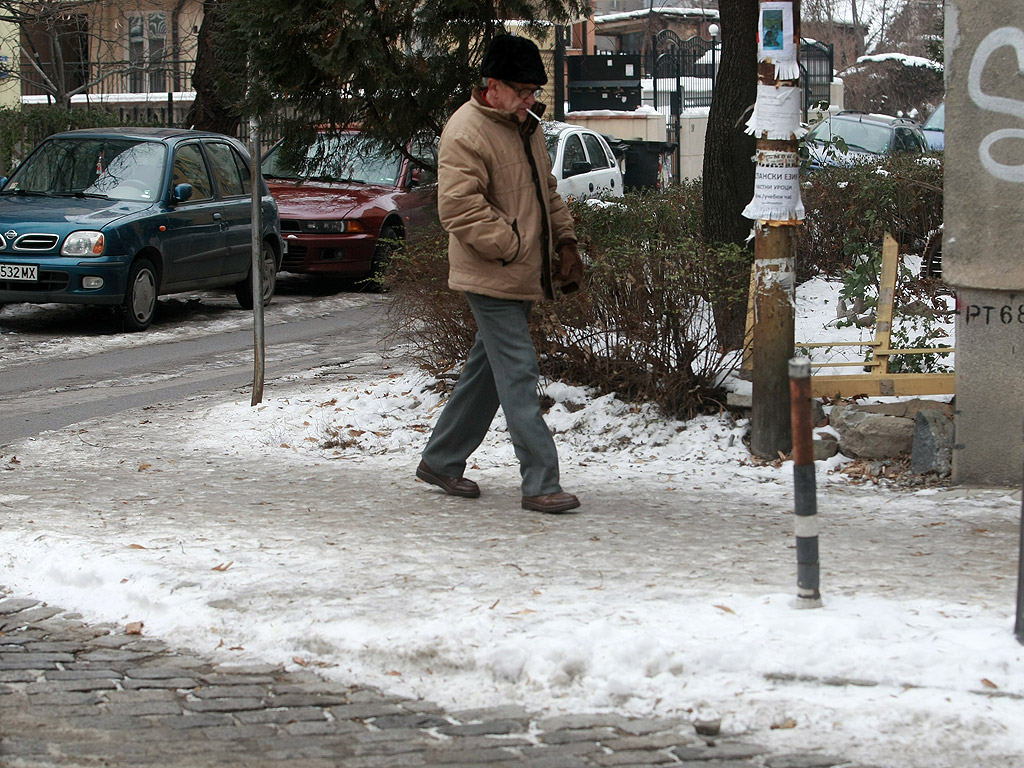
[0,597,868,768]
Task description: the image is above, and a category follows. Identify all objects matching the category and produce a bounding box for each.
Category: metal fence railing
[18,58,196,100]
[572,37,833,117]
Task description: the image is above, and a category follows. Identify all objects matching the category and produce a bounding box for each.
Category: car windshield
[809,118,892,154]
[923,103,944,131]
[544,130,561,165]
[2,137,167,202]
[262,133,403,186]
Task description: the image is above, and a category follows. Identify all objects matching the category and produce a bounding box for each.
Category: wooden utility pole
[746,0,803,458]
[751,223,797,457]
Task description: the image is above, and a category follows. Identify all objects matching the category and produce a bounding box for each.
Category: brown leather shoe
[416,460,480,498]
[521,491,580,514]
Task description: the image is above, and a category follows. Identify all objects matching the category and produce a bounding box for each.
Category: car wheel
[367,225,400,291]
[236,241,278,309]
[121,257,158,332]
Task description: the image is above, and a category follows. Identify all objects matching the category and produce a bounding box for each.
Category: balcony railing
[19,58,196,100]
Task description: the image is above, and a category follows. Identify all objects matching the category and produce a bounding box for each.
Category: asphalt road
[0,280,394,447]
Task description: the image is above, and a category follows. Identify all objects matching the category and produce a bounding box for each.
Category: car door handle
[589,183,594,192]
[213,213,222,220]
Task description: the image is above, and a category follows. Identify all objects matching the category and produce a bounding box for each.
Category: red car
[261,132,437,281]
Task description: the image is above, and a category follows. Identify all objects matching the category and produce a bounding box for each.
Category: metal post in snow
[249,114,265,406]
[789,356,821,609]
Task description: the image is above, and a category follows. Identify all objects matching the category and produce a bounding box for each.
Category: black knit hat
[480,35,548,86]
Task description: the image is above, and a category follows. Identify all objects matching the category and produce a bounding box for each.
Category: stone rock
[910,408,954,475]
[830,405,915,459]
[828,400,954,461]
[693,717,721,736]
[810,399,828,428]
[813,435,839,461]
[727,392,752,410]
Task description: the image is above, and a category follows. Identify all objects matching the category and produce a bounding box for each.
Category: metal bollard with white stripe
[789,357,822,609]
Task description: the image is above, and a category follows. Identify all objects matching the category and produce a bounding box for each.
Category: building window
[128,13,167,93]
[20,15,89,97]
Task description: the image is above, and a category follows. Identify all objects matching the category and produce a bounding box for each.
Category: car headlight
[62,231,105,256]
[301,220,364,234]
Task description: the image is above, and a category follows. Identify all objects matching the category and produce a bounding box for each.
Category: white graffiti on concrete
[968,26,1024,182]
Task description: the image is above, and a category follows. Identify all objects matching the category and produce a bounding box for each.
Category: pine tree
[206,0,590,167]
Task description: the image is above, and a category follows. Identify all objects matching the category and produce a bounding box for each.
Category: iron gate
[566,36,833,184]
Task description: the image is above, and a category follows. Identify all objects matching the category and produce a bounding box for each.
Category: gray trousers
[421,292,561,497]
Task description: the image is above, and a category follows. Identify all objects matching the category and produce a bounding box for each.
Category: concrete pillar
[945,3,1024,486]
[954,290,1024,485]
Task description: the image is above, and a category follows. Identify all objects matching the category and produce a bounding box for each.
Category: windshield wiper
[72,191,111,199]
[307,174,349,183]
[1,189,51,196]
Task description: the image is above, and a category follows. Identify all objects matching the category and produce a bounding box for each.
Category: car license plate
[0,263,38,281]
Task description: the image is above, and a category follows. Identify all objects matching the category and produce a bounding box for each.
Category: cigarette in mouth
[526,108,542,122]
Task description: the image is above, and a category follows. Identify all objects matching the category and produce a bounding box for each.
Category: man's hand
[556,242,584,293]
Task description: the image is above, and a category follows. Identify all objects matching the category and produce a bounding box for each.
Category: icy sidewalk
[1,373,1023,768]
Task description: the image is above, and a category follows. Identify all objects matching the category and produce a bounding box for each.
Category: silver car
[543,122,624,201]
[804,111,929,169]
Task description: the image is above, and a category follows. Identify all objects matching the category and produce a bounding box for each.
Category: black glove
[556,242,584,294]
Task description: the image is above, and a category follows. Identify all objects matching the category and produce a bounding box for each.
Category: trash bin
[620,140,676,192]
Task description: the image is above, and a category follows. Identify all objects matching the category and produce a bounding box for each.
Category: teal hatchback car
[0,127,282,331]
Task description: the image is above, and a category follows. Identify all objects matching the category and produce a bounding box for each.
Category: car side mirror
[409,167,436,187]
[172,183,194,203]
[568,161,593,177]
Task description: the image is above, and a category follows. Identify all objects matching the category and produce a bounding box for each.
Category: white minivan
[542,122,624,201]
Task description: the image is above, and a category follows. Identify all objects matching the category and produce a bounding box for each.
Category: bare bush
[388,156,943,418]
[386,190,746,419]
[799,151,943,280]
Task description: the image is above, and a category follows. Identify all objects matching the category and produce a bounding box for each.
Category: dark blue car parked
[0,127,281,331]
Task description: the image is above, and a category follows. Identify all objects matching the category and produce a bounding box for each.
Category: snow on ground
[3,267,1022,768]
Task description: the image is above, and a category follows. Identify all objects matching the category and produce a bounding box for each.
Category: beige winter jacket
[437,89,577,301]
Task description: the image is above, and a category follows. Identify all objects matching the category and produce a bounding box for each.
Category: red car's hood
[266,179,395,218]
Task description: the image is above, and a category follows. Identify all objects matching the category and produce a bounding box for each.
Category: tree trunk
[702,0,759,351]
[186,0,241,135]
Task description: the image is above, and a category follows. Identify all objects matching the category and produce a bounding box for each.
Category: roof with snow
[594,6,719,25]
[857,52,943,73]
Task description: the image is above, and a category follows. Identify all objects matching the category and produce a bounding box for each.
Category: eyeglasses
[501,80,545,100]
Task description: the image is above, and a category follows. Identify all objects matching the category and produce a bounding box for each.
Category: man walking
[416,34,584,514]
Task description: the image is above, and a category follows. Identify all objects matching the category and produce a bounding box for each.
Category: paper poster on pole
[758,1,799,80]
[742,149,804,223]
[745,84,806,140]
